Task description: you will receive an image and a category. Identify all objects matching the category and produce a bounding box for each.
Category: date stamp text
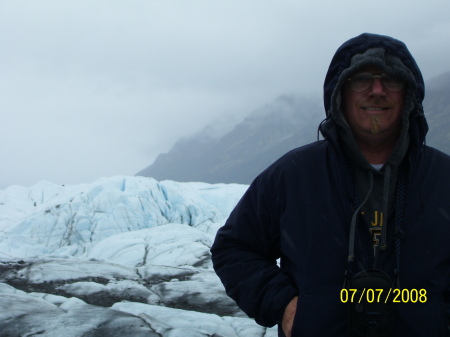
[340,288,427,303]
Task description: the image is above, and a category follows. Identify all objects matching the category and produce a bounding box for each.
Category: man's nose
[369,78,386,96]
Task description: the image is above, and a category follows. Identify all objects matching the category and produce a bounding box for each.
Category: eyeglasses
[347,72,405,93]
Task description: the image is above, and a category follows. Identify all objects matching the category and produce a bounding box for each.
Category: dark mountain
[137,95,324,184]
[422,71,450,155]
[137,72,450,184]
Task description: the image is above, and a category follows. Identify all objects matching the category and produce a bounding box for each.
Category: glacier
[0,176,277,336]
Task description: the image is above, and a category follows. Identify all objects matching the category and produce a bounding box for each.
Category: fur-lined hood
[320,33,428,149]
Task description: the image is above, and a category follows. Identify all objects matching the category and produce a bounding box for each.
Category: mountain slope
[423,71,450,155]
[137,95,324,184]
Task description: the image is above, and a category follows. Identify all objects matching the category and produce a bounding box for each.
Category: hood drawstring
[348,170,373,266]
[379,164,392,252]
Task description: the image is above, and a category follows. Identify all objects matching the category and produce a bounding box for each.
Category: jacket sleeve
[210,172,298,327]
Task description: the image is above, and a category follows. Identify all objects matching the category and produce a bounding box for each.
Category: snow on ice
[0,176,277,336]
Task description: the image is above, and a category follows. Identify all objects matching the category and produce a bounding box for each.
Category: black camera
[347,270,394,337]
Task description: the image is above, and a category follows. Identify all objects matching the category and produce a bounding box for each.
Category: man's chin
[369,115,382,134]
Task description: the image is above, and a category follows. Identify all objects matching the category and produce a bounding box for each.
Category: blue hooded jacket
[211,33,450,336]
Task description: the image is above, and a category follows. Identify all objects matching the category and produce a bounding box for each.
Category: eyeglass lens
[349,73,404,92]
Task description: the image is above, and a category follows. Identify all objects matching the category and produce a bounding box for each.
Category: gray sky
[1,0,449,189]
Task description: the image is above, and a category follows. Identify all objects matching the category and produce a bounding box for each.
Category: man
[210,33,450,336]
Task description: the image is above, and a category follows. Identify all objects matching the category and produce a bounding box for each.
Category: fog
[1,0,449,188]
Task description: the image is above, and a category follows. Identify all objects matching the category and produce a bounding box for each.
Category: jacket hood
[321,33,428,149]
[324,33,424,114]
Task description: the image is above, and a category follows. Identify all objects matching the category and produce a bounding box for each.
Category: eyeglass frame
[347,72,405,93]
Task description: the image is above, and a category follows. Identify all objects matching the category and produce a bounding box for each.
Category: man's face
[342,65,405,144]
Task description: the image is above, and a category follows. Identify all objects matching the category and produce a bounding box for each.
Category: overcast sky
[1,0,449,189]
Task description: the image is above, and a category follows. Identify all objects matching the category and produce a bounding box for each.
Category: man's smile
[362,106,390,111]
